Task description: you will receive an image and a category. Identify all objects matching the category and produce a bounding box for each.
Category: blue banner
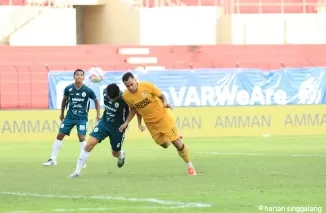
[48,68,326,109]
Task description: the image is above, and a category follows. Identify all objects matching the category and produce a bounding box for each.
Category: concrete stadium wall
[9,8,77,46]
[82,0,140,44]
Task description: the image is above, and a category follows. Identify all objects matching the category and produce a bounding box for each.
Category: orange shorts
[145,112,179,145]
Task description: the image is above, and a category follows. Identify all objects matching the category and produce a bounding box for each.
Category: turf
[0,136,325,213]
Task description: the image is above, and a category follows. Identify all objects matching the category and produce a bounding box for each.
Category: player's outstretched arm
[158,93,168,105]
[159,93,172,109]
[136,113,146,132]
[60,96,68,121]
[119,108,136,132]
[94,99,101,120]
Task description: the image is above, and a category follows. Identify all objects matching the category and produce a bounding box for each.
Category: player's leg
[161,115,196,176]
[77,120,88,153]
[166,109,183,139]
[69,136,99,178]
[171,138,196,176]
[69,121,108,178]
[155,133,196,175]
[76,120,88,168]
[43,119,74,166]
[109,130,126,168]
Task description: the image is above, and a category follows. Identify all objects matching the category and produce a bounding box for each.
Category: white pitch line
[52,208,113,212]
[197,152,326,158]
[0,192,212,208]
[9,211,42,213]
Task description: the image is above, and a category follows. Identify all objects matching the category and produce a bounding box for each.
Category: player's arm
[136,112,146,132]
[123,107,136,126]
[119,107,136,132]
[94,100,101,120]
[119,95,136,132]
[137,112,142,125]
[90,89,101,120]
[60,96,68,119]
[122,100,130,121]
[159,93,169,107]
[60,87,69,120]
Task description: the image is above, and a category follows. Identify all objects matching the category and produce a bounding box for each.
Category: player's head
[106,83,120,101]
[74,69,85,83]
[122,72,137,93]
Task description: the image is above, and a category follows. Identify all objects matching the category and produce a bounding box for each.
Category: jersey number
[79,125,86,131]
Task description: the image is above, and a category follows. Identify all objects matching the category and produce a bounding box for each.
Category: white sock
[118,150,125,160]
[187,161,193,168]
[50,139,62,161]
[75,150,90,174]
[79,141,86,153]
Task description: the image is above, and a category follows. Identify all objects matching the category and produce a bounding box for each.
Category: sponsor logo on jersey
[135,98,152,109]
[72,98,85,102]
[105,105,117,112]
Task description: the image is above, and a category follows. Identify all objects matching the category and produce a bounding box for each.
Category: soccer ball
[88,66,104,83]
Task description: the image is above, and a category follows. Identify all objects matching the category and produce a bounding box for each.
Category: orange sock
[177,144,191,164]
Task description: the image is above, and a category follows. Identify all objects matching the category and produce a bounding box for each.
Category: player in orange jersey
[119,72,196,176]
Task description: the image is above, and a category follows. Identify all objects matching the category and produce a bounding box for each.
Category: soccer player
[43,69,101,166]
[119,72,196,176]
[68,83,129,178]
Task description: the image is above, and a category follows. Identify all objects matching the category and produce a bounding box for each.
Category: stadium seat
[0,72,19,109]
[0,0,25,5]
[231,0,317,13]
[97,63,126,71]
[173,62,192,69]
[219,62,238,68]
[268,62,283,70]
[18,70,32,108]
[28,65,48,72]
[64,64,94,71]
[44,65,66,71]
[30,72,48,108]
[0,65,16,73]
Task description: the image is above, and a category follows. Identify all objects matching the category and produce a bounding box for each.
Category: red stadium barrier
[0,44,326,109]
[0,0,26,5]
[142,0,317,13]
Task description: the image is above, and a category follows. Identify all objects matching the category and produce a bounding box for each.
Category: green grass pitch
[0,136,325,213]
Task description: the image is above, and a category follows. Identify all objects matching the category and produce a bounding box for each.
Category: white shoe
[117,152,125,168]
[68,172,80,178]
[43,159,57,166]
[83,164,87,169]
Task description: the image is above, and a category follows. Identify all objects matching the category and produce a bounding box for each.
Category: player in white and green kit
[43,69,100,167]
[69,83,129,178]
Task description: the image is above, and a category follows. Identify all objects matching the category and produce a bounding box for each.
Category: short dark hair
[106,83,120,99]
[122,72,134,82]
[74,69,84,76]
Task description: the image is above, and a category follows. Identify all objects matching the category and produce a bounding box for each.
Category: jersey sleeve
[63,86,69,97]
[122,92,133,108]
[89,88,97,101]
[148,82,162,97]
[121,99,130,120]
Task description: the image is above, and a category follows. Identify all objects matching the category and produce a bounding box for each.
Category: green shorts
[59,118,87,136]
[89,119,125,152]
